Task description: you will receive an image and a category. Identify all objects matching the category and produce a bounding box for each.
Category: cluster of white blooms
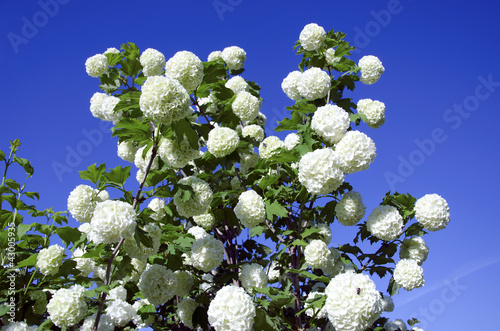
[88,200,136,245]
[297,67,331,100]
[36,244,65,276]
[178,298,198,328]
[208,285,256,331]
[414,194,450,231]
[234,190,265,228]
[104,47,120,55]
[335,191,366,226]
[105,299,136,327]
[252,112,267,127]
[0,322,38,331]
[284,132,300,150]
[325,48,341,66]
[311,104,350,145]
[47,285,87,328]
[394,259,425,291]
[174,270,194,297]
[158,137,200,168]
[198,92,219,113]
[314,223,332,245]
[67,184,106,222]
[232,91,261,122]
[72,247,95,277]
[173,176,213,218]
[117,140,139,163]
[400,237,429,265]
[89,92,121,123]
[411,327,424,331]
[193,211,216,229]
[366,205,403,241]
[30,290,47,315]
[208,50,223,62]
[225,76,249,94]
[139,48,165,76]
[123,223,161,260]
[384,319,407,331]
[148,197,166,221]
[336,130,376,174]
[138,264,177,305]
[239,152,259,174]
[188,225,209,240]
[134,145,159,172]
[304,239,332,269]
[357,99,386,129]
[267,261,281,282]
[298,148,344,195]
[190,235,224,272]
[165,51,204,92]
[322,249,345,277]
[358,55,385,85]
[207,126,240,158]
[242,124,264,141]
[80,313,114,331]
[380,294,395,312]
[136,169,146,184]
[222,46,246,71]
[299,23,326,51]
[139,76,190,125]
[132,300,155,328]
[281,71,302,101]
[85,54,108,77]
[239,263,268,294]
[108,285,127,301]
[305,291,328,319]
[324,272,383,331]
[259,136,285,159]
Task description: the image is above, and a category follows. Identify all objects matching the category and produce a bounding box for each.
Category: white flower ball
[234,190,266,228]
[30,290,47,315]
[242,124,264,142]
[226,76,249,94]
[85,54,107,78]
[297,67,330,100]
[315,223,332,245]
[190,235,224,272]
[380,293,395,312]
[414,194,450,232]
[394,259,425,291]
[239,152,260,174]
[284,133,300,150]
[89,93,121,123]
[148,197,166,221]
[400,237,429,265]
[358,55,385,85]
[67,184,100,223]
[188,225,209,240]
[325,48,341,66]
[136,169,146,184]
[138,264,177,305]
[123,223,161,260]
[139,75,190,125]
[178,298,198,328]
[336,130,376,174]
[89,92,107,119]
[299,23,326,51]
[252,112,267,127]
[322,254,345,277]
[366,205,403,241]
[88,200,136,245]
[335,191,366,226]
[134,145,159,172]
[239,263,268,294]
[158,137,200,168]
[267,261,281,282]
[105,299,136,327]
[47,285,87,328]
[207,285,256,331]
[305,239,332,269]
[198,92,219,113]
[324,272,383,331]
[0,322,38,331]
[174,270,194,297]
[72,247,95,277]
[140,48,165,77]
[311,104,350,145]
[384,319,407,331]
[193,211,216,229]
[79,313,114,331]
[222,46,246,71]
[298,148,344,195]
[281,71,302,101]
[305,291,327,319]
[104,47,120,55]
[165,51,204,92]
[37,244,65,276]
[173,176,213,218]
[78,222,91,235]
[259,136,285,159]
[232,91,261,122]
[208,50,223,62]
[108,285,127,301]
[207,126,240,158]
[357,99,386,129]
[117,140,138,163]
[412,328,424,331]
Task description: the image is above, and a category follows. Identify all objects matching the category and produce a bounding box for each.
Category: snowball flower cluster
[384,319,407,331]
[380,294,395,312]
[393,259,425,291]
[400,237,429,265]
[178,298,198,328]
[190,235,225,272]
[67,184,106,222]
[37,244,65,276]
[104,47,120,55]
[89,92,121,124]
[239,263,268,294]
[207,126,240,158]
[232,91,261,122]
[259,136,285,159]
[281,71,302,101]
[267,261,281,282]
[314,223,332,245]
[335,191,366,226]
[336,130,376,174]
[139,76,190,125]
[165,51,204,92]
[108,285,127,301]
[298,148,344,195]
[208,285,256,331]
[88,200,136,244]
[299,23,326,51]
[311,104,350,145]
[304,239,332,269]
[148,197,166,221]
[239,152,259,174]
[105,299,136,327]
[357,99,386,129]
[80,313,114,331]
[325,48,341,66]
[297,67,331,100]
[85,54,107,77]
[174,270,194,297]
[173,176,213,217]
[358,55,385,85]
[285,133,300,150]
[225,76,249,94]
[139,48,165,76]
[242,124,264,141]
[123,223,161,260]
[72,247,95,277]
[188,225,209,240]
[414,193,450,231]
[322,248,345,277]
[117,140,138,163]
[0,322,38,331]
[234,190,266,228]
[193,211,216,229]
[208,50,223,62]
[138,264,177,305]
[324,272,382,331]
[158,137,200,168]
[47,285,87,328]
[305,291,327,319]
[366,205,403,241]
[222,46,246,71]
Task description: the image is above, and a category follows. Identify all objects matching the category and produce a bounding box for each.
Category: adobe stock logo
[7,0,71,54]
[212,0,243,22]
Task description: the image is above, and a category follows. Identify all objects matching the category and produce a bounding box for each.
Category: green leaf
[250,225,265,237]
[13,156,34,177]
[338,244,363,255]
[23,191,39,200]
[79,163,106,186]
[3,179,20,191]
[253,307,279,331]
[56,226,83,247]
[0,149,5,161]
[275,110,304,132]
[287,269,330,283]
[172,118,199,150]
[202,62,226,84]
[408,318,420,327]
[103,166,131,187]
[265,200,289,220]
[258,175,280,191]
[387,276,401,296]
[405,222,427,237]
[319,200,337,220]
[17,254,38,268]
[17,223,33,239]
[112,119,152,144]
[301,227,321,239]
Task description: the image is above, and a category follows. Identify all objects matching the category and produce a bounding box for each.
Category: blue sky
[1,0,499,329]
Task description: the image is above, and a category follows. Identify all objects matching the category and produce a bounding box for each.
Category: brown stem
[360,242,390,272]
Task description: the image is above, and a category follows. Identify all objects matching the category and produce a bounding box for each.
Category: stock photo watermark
[7,0,71,54]
[384,74,499,190]
[4,221,17,323]
[213,0,244,22]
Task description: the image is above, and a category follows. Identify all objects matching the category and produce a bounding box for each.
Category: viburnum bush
[0,24,451,331]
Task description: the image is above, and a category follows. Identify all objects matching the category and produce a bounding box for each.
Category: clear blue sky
[1,0,499,329]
